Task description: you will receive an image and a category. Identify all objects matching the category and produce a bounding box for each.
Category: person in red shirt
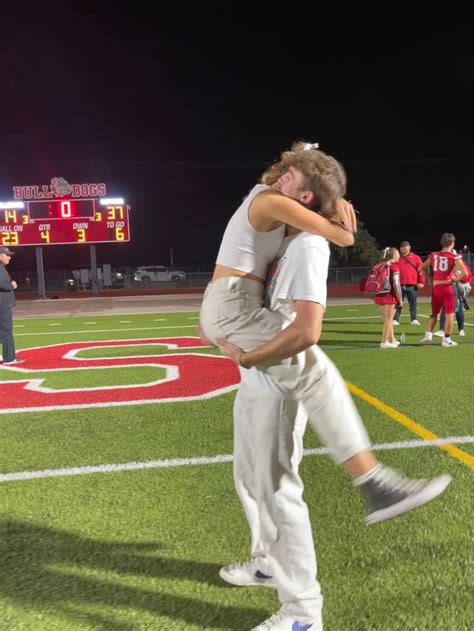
[419,233,467,347]
[435,259,472,337]
[393,241,425,326]
[374,247,403,348]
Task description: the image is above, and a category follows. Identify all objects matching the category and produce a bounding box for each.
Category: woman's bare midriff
[212,264,265,284]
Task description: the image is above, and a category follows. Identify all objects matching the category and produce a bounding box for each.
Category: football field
[1,301,473,630]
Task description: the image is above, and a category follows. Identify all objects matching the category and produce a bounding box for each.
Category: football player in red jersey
[435,258,472,338]
[419,233,467,346]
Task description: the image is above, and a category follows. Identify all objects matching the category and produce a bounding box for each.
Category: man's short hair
[440,233,455,248]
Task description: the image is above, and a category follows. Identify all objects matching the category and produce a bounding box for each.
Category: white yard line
[323,315,382,321]
[15,325,197,336]
[418,313,474,327]
[1,436,472,483]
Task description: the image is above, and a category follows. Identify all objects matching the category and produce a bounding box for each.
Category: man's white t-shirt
[240,232,330,392]
[265,232,329,315]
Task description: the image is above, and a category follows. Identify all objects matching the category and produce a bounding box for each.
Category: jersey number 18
[433,255,449,271]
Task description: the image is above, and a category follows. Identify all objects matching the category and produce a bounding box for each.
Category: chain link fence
[12,252,472,295]
[12,266,371,294]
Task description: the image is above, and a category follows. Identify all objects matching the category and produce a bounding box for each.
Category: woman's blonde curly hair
[260,141,347,218]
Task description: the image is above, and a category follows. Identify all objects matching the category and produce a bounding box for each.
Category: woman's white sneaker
[441,338,458,347]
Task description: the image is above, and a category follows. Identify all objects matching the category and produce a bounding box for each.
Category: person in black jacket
[0,246,24,364]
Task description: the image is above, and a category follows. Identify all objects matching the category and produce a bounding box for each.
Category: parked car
[65,268,125,290]
[133,266,186,283]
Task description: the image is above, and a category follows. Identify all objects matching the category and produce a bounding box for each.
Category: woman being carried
[200,141,355,351]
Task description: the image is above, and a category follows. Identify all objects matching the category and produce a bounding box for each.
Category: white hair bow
[383,247,389,258]
[303,142,319,151]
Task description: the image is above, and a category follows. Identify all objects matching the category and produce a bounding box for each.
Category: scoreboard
[0,198,130,247]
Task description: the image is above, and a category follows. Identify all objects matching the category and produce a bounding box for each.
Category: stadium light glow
[100,198,125,205]
[0,201,25,209]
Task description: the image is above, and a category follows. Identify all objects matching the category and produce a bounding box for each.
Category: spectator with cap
[0,246,24,365]
[393,240,425,326]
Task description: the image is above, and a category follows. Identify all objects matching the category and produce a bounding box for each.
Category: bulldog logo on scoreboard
[50,177,73,197]
[0,338,240,414]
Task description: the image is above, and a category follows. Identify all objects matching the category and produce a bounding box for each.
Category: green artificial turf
[1,305,472,630]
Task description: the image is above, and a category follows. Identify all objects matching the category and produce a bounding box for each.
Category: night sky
[1,10,473,271]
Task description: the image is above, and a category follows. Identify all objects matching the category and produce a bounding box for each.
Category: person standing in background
[435,258,472,338]
[393,241,425,326]
[374,247,403,348]
[0,247,24,365]
[420,233,467,347]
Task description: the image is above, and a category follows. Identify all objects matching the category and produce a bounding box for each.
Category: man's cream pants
[235,341,371,619]
[234,376,321,618]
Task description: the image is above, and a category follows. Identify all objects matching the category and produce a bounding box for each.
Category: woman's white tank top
[215,184,285,279]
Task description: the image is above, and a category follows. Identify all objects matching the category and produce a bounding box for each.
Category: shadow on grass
[319,339,381,348]
[0,518,269,630]
[321,328,424,337]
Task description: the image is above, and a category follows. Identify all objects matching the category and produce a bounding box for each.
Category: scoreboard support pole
[89,245,99,296]
[35,247,47,299]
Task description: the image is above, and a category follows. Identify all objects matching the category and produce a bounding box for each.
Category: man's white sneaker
[393,320,400,326]
[410,319,421,326]
[252,604,322,631]
[419,336,432,345]
[380,342,397,349]
[219,560,275,588]
[459,330,466,336]
[441,338,458,347]
[434,331,445,337]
